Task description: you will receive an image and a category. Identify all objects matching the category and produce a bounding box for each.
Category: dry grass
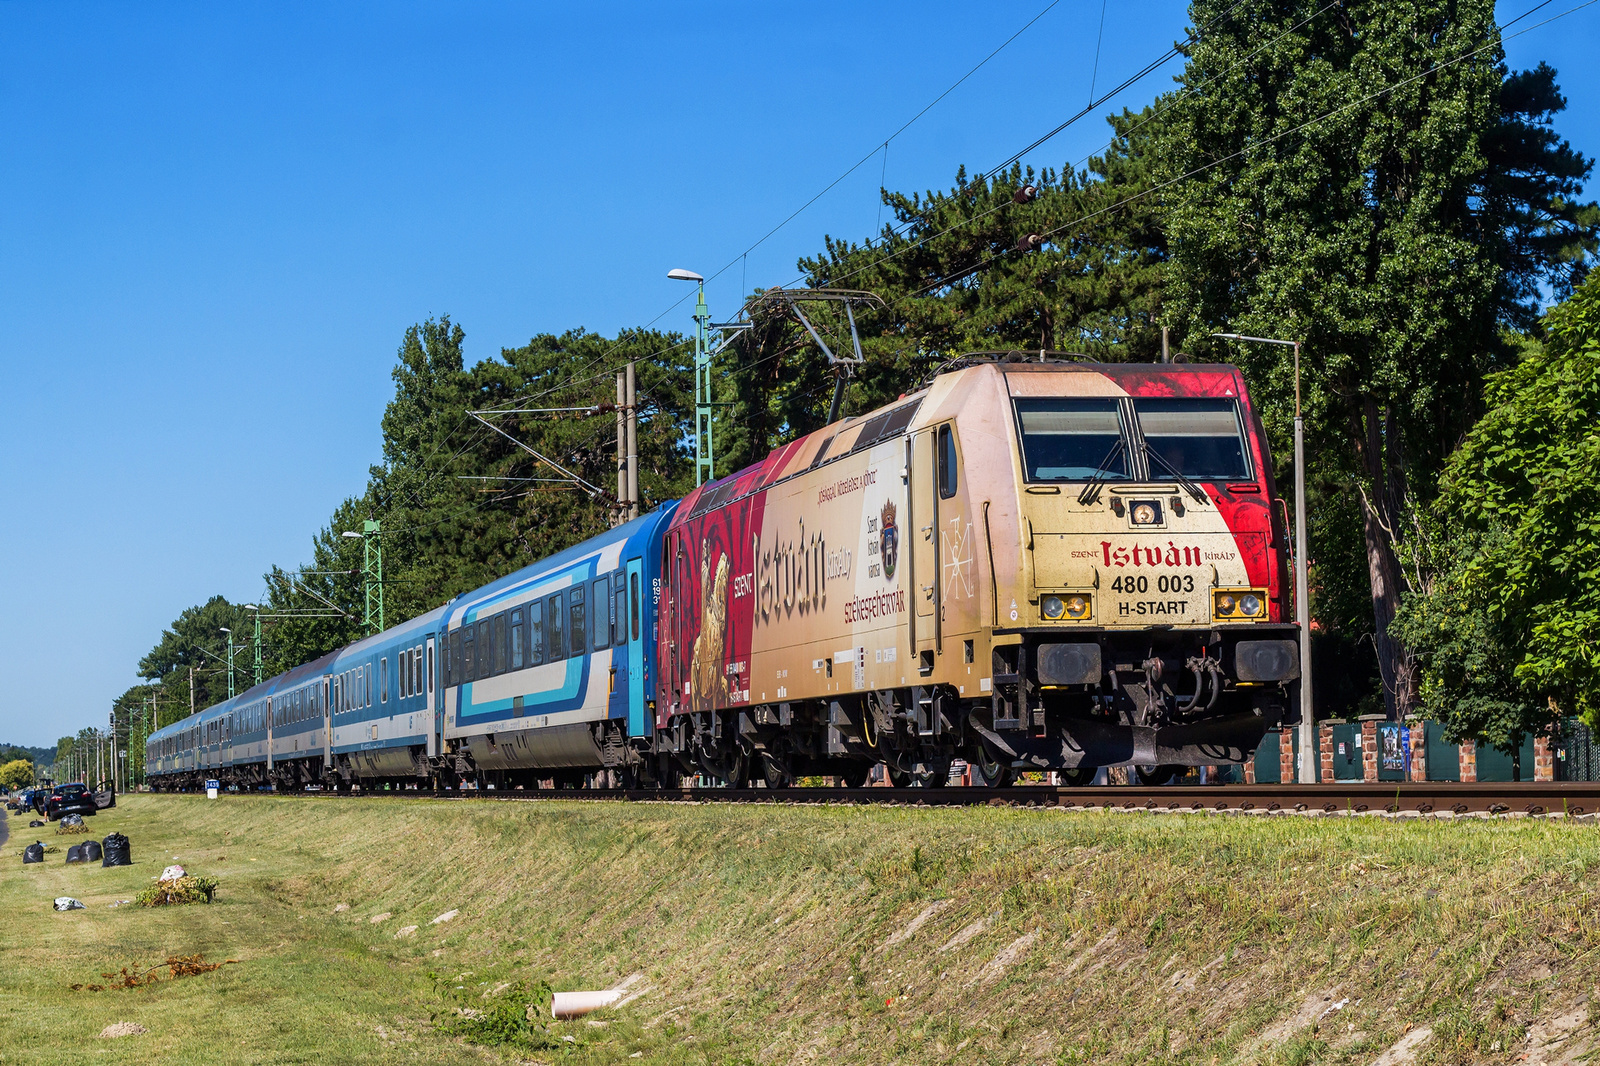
[1,795,1597,1064]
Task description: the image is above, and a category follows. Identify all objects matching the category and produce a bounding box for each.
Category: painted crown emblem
[880,499,896,530]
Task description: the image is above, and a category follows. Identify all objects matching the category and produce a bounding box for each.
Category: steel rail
[202,781,1600,816]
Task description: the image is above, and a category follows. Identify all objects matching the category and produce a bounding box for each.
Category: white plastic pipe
[551,989,623,1020]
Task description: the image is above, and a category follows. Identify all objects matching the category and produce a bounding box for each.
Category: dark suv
[45,784,97,821]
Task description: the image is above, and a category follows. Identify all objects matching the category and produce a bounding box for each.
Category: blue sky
[1,1,1595,748]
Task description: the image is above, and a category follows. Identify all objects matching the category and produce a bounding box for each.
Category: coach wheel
[1136,764,1179,786]
[968,744,1014,788]
[1059,767,1097,787]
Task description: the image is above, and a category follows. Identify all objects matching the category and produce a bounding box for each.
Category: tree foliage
[1157,0,1596,718]
[0,759,34,791]
[1395,273,1600,737]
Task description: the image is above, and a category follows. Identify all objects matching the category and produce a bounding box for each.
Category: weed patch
[432,971,562,1051]
[134,874,219,906]
[71,953,238,992]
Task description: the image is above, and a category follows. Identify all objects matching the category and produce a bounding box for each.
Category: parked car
[45,784,97,821]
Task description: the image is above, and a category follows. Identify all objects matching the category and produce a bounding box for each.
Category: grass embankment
[0,797,1596,1066]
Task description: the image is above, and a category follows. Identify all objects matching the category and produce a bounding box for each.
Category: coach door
[425,636,438,757]
[626,558,647,737]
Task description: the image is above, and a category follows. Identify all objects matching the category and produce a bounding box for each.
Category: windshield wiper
[1143,444,1209,505]
[1076,439,1127,506]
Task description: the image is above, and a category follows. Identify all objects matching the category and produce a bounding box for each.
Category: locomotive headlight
[1041,595,1066,620]
[1214,589,1267,620]
[1064,594,1091,619]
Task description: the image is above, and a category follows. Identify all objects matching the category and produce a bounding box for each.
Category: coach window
[530,601,544,665]
[938,424,959,499]
[510,610,524,670]
[615,576,627,646]
[449,629,462,686]
[462,627,476,682]
[413,646,424,694]
[477,620,491,678]
[427,644,435,694]
[494,612,509,674]
[593,577,611,651]
[548,592,566,661]
[365,664,373,707]
[630,572,641,641]
[569,585,586,658]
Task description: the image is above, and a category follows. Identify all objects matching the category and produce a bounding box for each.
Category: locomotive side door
[910,428,941,670]
[911,423,962,671]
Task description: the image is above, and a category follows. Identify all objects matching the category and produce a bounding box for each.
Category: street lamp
[1212,332,1315,784]
[669,268,715,485]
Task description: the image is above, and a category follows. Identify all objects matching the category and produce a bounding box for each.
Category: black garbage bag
[29,820,44,828]
[23,842,44,864]
[101,832,131,868]
[82,839,102,863]
[65,844,85,864]
[60,813,83,829]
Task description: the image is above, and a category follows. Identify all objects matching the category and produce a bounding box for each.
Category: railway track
[236,781,1600,816]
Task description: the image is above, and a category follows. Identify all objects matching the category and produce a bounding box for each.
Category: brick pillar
[1361,719,1379,782]
[1459,740,1477,783]
[1319,721,1335,783]
[1535,736,1555,783]
[1408,719,1428,782]
[1281,729,1297,783]
[1244,746,1258,784]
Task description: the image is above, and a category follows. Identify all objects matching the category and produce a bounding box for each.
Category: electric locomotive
[652,357,1299,787]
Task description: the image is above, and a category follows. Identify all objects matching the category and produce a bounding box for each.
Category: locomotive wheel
[1059,767,1097,787]
[757,751,794,790]
[968,745,1015,788]
[698,744,749,788]
[838,763,873,788]
[888,759,951,788]
[1136,764,1179,786]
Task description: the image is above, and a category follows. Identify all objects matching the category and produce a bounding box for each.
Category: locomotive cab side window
[1133,398,1251,482]
[1014,398,1130,482]
[937,423,958,499]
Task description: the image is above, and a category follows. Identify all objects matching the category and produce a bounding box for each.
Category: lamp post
[220,627,236,698]
[343,522,384,633]
[668,268,714,485]
[1212,333,1315,784]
